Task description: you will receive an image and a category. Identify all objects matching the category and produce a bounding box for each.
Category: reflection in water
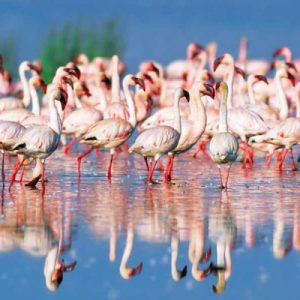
[0,150,300,295]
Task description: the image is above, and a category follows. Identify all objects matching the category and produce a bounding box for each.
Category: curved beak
[39,78,48,93]
[193,263,212,281]
[183,89,190,102]
[61,260,77,272]
[234,66,246,79]
[132,77,146,91]
[124,262,143,279]
[61,76,74,89]
[285,62,298,73]
[202,84,215,99]
[287,71,296,86]
[254,75,269,85]
[28,63,41,75]
[213,56,224,72]
[200,247,212,263]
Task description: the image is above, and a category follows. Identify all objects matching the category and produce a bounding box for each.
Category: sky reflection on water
[0,148,299,299]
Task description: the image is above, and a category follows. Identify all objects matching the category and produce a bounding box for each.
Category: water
[0,145,300,299]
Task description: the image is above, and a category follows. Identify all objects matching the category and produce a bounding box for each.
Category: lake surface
[0,144,300,300]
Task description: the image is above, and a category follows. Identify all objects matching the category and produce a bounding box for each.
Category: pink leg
[224,165,232,190]
[9,160,23,191]
[148,160,158,183]
[289,149,298,171]
[94,148,100,156]
[166,155,175,182]
[218,167,224,189]
[164,156,172,182]
[157,160,164,171]
[107,154,114,178]
[77,147,93,183]
[265,153,273,167]
[1,152,5,182]
[19,164,25,183]
[278,149,288,171]
[64,137,77,155]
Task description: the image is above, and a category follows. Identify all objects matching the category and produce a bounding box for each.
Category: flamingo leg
[148,160,158,183]
[224,165,232,190]
[164,156,172,182]
[63,137,77,155]
[265,153,273,167]
[1,152,5,182]
[289,149,298,171]
[19,164,25,183]
[9,159,24,191]
[218,167,224,189]
[77,147,93,183]
[143,157,149,172]
[193,140,209,158]
[156,160,164,171]
[278,149,288,171]
[107,154,114,178]
[167,155,175,182]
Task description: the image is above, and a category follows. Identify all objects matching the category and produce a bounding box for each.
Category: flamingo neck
[173,92,182,134]
[219,90,228,133]
[275,74,289,120]
[48,93,62,134]
[122,79,137,127]
[67,85,76,108]
[29,82,40,115]
[225,65,234,109]
[171,234,180,280]
[217,242,226,267]
[120,227,134,278]
[247,79,256,105]
[19,65,31,107]
[111,56,120,103]
[191,85,207,137]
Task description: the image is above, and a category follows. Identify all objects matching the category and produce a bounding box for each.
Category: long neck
[111,56,120,103]
[219,90,228,133]
[173,93,182,133]
[67,85,76,108]
[120,226,134,276]
[171,234,180,281]
[275,74,289,120]
[29,83,40,115]
[122,79,136,127]
[48,93,62,134]
[19,65,31,107]
[191,87,207,136]
[247,79,256,105]
[225,65,234,109]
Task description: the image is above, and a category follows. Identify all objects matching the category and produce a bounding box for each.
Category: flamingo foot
[25,175,42,188]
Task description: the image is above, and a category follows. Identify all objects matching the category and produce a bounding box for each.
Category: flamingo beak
[205,71,215,86]
[132,77,146,91]
[61,261,77,272]
[39,79,48,93]
[287,71,296,86]
[200,247,212,263]
[62,76,74,89]
[202,84,215,99]
[127,262,143,278]
[81,83,91,97]
[273,47,286,58]
[183,89,190,102]
[234,66,246,79]
[213,56,224,72]
[58,88,68,110]
[28,63,41,75]
[178,265,188,280]
[254,75,269,85]
[142,73,154,84]
[285,62,298,73]
[147,63,160,76]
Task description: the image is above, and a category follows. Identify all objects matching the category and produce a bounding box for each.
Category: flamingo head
[131,76,146,91]
[38,77,48,93]
[142,61,160,77]
[121,262,143,279]
[28,62,41,75]
[63,65,81,80]
[201,70,215,86]
[187,42,205,60]
[215,81,228,94]
[100,72,111,90]
[176,88,190,102]
[273,47,292,61]
[282,70,296,86]
[73,53,89,65]
[61,76,74,89]
[75,81,91,97]
[213,53,234,72]
[56,87,68,110]
[142,73,154,84]
[201,83,215,99]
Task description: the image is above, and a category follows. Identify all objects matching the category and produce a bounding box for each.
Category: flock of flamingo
[0,37,300,192]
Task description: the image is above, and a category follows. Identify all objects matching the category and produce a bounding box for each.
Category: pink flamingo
[77,75,144,180]
[129,88,189,183]
[9,86,68,191]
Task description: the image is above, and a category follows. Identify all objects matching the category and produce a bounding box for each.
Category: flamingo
[209,82,239,190]
[9,85,68,191]
[129,88,189,183]
[77,75,144,180]
[163,82,214,181]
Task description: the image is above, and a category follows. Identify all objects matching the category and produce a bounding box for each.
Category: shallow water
[1,144,300,299]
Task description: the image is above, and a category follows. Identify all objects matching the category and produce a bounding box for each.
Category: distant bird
[129,88,189,183]
[78,75,144,180]
[209,82,239,190]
